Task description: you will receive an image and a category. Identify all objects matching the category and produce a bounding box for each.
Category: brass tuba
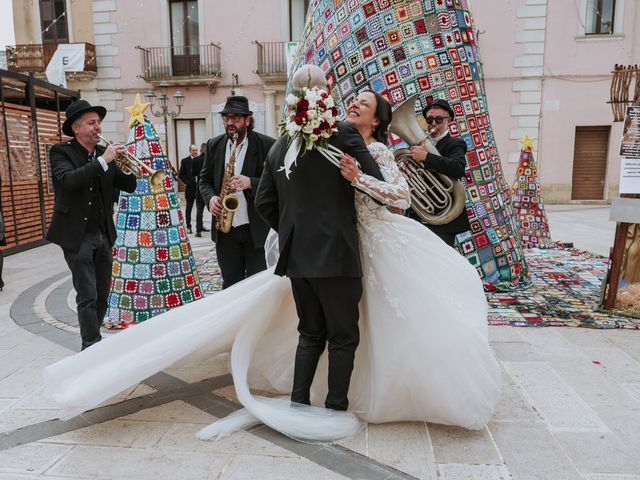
[389,95,466,226]
[98,135,166,190]
[215,134,241,233]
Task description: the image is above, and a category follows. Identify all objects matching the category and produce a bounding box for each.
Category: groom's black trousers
[289,277,362,411]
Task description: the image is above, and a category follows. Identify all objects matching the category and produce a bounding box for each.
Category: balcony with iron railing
[5,43,97,80]
[253,41,288,85]
[136,43,222,86]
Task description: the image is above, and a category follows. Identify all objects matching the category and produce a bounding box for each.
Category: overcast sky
[0,0,16,49]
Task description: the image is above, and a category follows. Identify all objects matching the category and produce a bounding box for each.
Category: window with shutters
[583,0,618,35]
[39,0,69,44]
[169,0,200,76]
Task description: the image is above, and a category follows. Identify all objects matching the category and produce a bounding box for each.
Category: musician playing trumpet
[46,100,136,350]
[199,96,276,288]
[408,99,470,247]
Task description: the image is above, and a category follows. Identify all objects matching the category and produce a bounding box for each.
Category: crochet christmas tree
[105,94,202,328]
[510,135,553,249]
[288,0,528,290]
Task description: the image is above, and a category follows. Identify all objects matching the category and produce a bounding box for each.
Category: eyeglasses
[222,114,246,123]
[425,116,449,125]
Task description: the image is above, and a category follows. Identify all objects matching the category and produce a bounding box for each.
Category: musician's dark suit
[199,130,275,288]
[46,139,136,349]
[255,121,383,411]
[409,133,470,246]
[179,153,205,233]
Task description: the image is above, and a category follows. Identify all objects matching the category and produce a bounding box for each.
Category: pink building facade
[9,0,636,202]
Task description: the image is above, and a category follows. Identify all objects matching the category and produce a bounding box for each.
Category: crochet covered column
[510,135,552,249]
[106,95,202,328]
[288,0,529,290]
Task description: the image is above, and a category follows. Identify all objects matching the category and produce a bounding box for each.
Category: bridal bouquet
[279,86,342,177]
[281,86,338,151]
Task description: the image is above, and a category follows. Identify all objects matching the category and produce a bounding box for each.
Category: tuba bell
[389,94,466,226]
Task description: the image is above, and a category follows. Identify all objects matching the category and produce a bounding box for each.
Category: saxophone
[215,133,241,233]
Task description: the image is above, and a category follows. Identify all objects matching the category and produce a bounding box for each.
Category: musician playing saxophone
[408,99,470,247]
[199,96,276,288]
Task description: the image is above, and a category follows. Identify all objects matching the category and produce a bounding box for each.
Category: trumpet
[98,135,166,189]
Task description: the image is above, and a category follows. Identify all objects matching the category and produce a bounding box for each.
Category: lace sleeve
[352,145,411,210]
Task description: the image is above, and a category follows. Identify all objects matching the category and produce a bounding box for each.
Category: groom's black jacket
[255,121,383,278]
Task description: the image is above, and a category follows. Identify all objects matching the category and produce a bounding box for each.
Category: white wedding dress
[43,142,501,442]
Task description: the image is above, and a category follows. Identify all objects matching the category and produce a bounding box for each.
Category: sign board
[45,44,86,88]
[619,106,640,194]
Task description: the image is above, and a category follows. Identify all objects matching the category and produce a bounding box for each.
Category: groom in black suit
[255,65,384,411]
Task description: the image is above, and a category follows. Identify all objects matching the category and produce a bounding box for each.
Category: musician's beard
[226,125,247,143]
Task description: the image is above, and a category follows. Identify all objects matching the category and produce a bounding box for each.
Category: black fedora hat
[220,96,252,116]
[422,98,455,120]
[62,100,107,137]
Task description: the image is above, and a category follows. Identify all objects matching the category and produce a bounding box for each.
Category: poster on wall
[619,106,640,194]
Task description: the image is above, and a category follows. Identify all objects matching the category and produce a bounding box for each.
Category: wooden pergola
[0,70,79,254]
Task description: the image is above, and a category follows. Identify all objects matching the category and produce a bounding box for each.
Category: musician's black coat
[46,139,136,252]
[255,121,384,278]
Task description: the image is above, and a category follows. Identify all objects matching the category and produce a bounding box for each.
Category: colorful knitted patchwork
[106,117,202,328]
[510,144,553,248]
[289,0,529,290]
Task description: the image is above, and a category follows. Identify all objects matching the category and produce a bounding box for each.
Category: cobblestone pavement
[1,205,639,480]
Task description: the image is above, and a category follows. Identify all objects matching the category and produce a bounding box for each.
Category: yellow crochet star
[125,93,150,128]
[520,134,536,152]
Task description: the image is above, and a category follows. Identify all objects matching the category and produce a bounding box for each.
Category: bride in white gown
[44,91,501,442]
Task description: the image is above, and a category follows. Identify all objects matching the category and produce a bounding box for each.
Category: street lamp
[144,81,185,157]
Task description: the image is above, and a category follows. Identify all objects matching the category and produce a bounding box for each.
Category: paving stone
[620,383,640,402]
[0,329,35,350]
[553,431,640,475]
[428,423,501,465]
[559,328,615,351]
[522,328,581,356]
[438,463,513,480]
[600,330,640,364]
[491,342,544,362]
[592,404,640,451]
[582,347,640,385]
[587,475,640,480]
[155,422,297,457]
[544,354,638,409]
[164,366,229,383]
[367,422,437,479]
[46,445,231,479]
[45,419,173,448]
[0,409,60,433]
[122,400,216,424]
[0,442,72,475]
[219,454,348,480]
[0,398,16,415]
[488,422,582,480]
[488,326,525,343]
[503,361,607,432]
[335,423,367,456]
[491,384,542,423]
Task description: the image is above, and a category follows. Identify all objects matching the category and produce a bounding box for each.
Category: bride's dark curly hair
[370,91,393,145]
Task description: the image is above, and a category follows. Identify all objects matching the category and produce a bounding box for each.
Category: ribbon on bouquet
[280,137,356,179]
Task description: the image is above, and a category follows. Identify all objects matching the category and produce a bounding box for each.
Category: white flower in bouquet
[286,93,298,105]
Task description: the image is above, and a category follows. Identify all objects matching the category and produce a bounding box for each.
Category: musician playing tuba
[199,96,276,289]
[408,99,470,247]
